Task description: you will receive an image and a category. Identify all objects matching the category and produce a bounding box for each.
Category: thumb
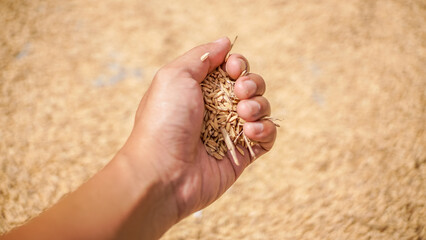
[166,37,231,82]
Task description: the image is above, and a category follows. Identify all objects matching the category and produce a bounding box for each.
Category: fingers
[234,71,275,156]
[223,53,276,161]
[234,74,266,100]
[244,120,277,151]
[225,54,265,100]
[224,54,250,80]
[237,96,271,122]
[163,37,231,82]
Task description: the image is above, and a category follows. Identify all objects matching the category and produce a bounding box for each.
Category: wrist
[114,147,179,239]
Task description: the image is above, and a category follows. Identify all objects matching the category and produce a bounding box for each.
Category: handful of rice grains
[200,65,251,165]
[199,41,279,165]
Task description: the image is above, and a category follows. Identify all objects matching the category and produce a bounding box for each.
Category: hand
[120,37,277,221]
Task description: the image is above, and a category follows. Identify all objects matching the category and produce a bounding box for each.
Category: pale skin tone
[2,37,277,240]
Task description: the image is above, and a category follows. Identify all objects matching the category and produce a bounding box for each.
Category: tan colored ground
[1,0,425,239]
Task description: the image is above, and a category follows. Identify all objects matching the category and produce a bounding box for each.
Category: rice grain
[200,64,256,164]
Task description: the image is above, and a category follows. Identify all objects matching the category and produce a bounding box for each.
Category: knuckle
[153,68,170,83]
[154,67,182,82]
[259,80,266,94]
[256,77,266,94]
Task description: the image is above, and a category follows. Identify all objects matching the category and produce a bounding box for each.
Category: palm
[136,76,248,219]
[181,140,247,217]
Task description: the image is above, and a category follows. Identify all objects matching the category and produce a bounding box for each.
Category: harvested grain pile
[1,0,425,239]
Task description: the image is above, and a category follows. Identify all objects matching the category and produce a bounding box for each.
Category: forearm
[2,152,178,240]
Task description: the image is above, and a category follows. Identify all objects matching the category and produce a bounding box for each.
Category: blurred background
[0,0,425,239]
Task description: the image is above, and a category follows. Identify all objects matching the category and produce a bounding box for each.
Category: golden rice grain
[200,64,255,164]
[200,52,210,61]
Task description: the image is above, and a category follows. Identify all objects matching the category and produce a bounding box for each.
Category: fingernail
[243,80,256,96]
[251,122,264,134]
[248,100,261,115]
[214,37,228,43]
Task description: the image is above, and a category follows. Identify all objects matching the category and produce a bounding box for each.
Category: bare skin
[2,37,277,240]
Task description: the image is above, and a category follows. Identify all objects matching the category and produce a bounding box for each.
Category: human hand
[120,37,277,223]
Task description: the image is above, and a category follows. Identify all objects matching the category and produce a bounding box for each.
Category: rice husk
[200,66,254,163]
